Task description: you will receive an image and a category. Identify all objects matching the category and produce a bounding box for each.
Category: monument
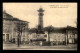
[30,7,48,46]
[36,7,44,34]
[35,7,48,46]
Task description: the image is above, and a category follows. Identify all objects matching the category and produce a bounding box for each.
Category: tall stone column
[38,8,44,30]
[37,7,44,34]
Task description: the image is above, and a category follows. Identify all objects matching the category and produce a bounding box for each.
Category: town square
[3,3,77,50]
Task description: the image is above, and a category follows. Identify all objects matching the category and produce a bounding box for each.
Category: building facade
[3,11,29,44]
[49,26,77,46]
[66,26,77,44]
[49,32,66,45]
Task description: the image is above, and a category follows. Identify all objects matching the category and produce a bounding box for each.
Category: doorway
[6,34,9,42]
[3,34,5,41]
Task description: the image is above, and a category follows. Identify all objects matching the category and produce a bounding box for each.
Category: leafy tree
[15,21,27,47]
[28,28,37,33]
[44,25,54,33]
[44,25,54,42]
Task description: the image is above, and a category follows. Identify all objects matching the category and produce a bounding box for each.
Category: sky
[3,3,77,28]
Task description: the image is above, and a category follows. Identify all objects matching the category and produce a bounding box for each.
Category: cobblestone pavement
[3,43,77,50]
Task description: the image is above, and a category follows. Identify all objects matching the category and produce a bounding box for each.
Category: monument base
[36,30,45,34]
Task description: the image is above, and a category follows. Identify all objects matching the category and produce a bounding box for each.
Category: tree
[28,28,37,33]
[15,21,27,47]
[44,25,54,33]
[44,25,54,42]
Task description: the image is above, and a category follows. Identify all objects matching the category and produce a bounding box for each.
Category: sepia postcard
[3,3,77,50]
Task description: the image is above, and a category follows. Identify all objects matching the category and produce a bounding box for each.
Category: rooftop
[3,10,29,23]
